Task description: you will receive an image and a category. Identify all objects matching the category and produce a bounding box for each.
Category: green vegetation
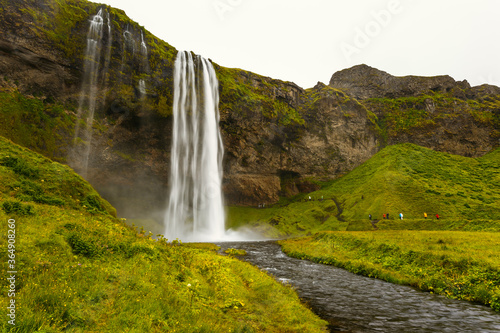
[364,92,500,140]
[227,143,500,237]
[30,0,93,61]
[0,90,74,161]
[215,65,305,127]
[327,143,500,221]
[280,230,500,311]
[0,136,327,332]
[224,248,247,256]
[0,136,115,216]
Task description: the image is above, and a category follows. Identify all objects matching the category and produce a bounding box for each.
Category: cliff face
[329,64,466,99]
[218,74,379,205]
[332,65,500,157]
[1,0,499,219]
[0,0,178,217]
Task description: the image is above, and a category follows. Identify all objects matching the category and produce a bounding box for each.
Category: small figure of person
[383,213,386,219]
[424,212,427,219]
[386,213,389,219]
[309,196,311,201]
[369,214,372,220]
[436,213,440,219]
[399,212,403,220]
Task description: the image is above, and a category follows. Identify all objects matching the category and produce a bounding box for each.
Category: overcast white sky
[95,0,500,89]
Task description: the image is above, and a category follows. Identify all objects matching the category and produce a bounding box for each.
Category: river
[217,241,500,332]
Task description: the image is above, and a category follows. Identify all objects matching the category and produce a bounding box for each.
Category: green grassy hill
[237,142,500,311]
[228,143,500,235]
[0,136,327,332]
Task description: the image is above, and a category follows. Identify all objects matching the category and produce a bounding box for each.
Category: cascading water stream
[70,8,110,177]
[164,51,225,242]
[138,31,148,97]
[98,11,112,108]
[140,31,147,57]
[119,27,134,86]
[138,79,146,96]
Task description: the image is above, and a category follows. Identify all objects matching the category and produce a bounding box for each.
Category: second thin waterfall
[164,51,225,241]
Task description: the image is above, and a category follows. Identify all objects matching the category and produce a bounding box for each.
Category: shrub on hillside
[2,200,35,216]
[1,156,39,178]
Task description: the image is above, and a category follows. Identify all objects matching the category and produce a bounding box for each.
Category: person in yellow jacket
[424,212,427,219]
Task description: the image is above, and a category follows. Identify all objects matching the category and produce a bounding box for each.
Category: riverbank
[279,230,500,311]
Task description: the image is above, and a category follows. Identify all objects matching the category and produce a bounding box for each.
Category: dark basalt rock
[329,64,469,99]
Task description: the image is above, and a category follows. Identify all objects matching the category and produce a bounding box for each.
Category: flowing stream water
[218,241,500,332]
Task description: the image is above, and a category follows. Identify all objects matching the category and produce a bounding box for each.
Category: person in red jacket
[436,213,440,219]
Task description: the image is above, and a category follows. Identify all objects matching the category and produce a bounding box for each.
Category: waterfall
[138,79,146,96]
[138,31,148,97]
[123,29,135,54]
[164,51,225,242]
[70,8,107,177]
[119,28,134,85]
[140,31,147,57]
[98,10,112,119]
[101,10,112,87]
[104,11,112,68]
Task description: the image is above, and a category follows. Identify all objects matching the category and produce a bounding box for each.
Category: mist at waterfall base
[163,51,264,242]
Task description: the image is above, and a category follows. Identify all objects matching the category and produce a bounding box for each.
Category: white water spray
[164,51,225,242]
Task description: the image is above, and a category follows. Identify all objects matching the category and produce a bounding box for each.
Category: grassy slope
[0,136,327,332]
[260,143,500,311]
[227,143,500,236]
[0,89,75,162]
